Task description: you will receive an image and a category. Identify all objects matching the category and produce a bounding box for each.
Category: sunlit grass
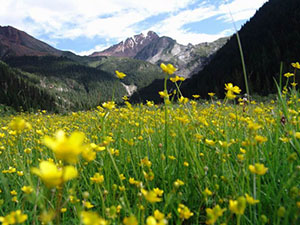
[0,64,300,225]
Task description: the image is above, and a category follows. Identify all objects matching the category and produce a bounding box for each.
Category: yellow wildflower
[249,163,268,175]
[102,101,116,110]
[44,130,86,164]
[143,170,154,181]
[174,179,184,188]
[237,154,245,161]
[115,70,126,79]
[140,157,152,167]
[119,186,126,192]
[31,161,78,188]
[284,72,294,78]
[294,132,300,139]
[81,146,96,162]
[39,210,55,224]
[219,141,231,148]
[146,100,154,107]
[9,117,31,132]
[141,188,162,203]
[10,190,17,196]
[178,204,193,220]
[0,210,27,225]
[205,139,215,146]
[229,196,246,215]
[83,201,94,209]
[61,208,67,213]
[21,186,33,194]
[170,75,185,83]
[178,96,189,104]
[81,211,107,225]
[255,135,268,143]
[154,210,165,221]
[159,91,169,98]
[168,155,176,160]
[119,174,126,180]
[183,161,189,167]
[225,83,241,94]
[291,62,300,69]
[245,194,259,204]
[146,215,167,225]
[204,187,213,196]
[226,90,237,100]
[123,215,138,225]
[206,205,226,224]
[247,121,261,131]
[90,173,104,184]
[160,63,177,75]
[129,177,137,185]
[24,148,32,154]
[153,188,164,196]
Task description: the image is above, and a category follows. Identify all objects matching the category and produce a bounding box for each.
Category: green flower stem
[163,74,169,155]
[237,214,241,225]
[97,185,106,217]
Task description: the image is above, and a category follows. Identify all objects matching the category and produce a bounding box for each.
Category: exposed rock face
[135,36,229,77]
[121,83,137,96]
[91,30,228,77]
[0,26,61,59]
[90,31,159,57]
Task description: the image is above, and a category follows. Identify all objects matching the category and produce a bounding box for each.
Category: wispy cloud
[74,44,110,56]
[218,0,268,22]
[0,0,268,52]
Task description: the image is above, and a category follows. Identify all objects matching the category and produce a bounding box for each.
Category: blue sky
[0,0,268,55]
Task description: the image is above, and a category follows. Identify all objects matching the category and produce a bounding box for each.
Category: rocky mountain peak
[90,31,159,57]
[146,31,159,39]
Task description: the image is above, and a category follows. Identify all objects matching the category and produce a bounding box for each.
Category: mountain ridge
[90,31,159,57]
[0,25,62,58]
[91,31,227,77]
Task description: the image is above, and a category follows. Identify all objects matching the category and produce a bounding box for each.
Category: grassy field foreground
[1,66,300,224]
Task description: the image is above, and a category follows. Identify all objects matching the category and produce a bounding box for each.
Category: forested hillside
[2,56,127,111]
[0,61,58,111]
[181,0,300,98]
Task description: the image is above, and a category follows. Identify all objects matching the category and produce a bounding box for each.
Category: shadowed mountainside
[0,26,62,58]
[181,0,300,98]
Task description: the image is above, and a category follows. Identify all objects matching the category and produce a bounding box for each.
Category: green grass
[0,74,300,224]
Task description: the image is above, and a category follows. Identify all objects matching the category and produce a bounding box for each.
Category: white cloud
[141,0,268,45]
[72,44,110,56]
[218,0,269,22]
[0,0,268,50]
[144,4,221,44]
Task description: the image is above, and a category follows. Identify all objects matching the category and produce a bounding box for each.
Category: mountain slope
[0,26,62,58]
[3,56,127,111]
[0,60,59,111]
[3,55,167,109]
[91,31,227,78]
[88,56,165,94]
[181,0,300,98]
[135,36,228,77]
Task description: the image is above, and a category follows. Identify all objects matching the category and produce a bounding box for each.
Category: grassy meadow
[1,63,300,225]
